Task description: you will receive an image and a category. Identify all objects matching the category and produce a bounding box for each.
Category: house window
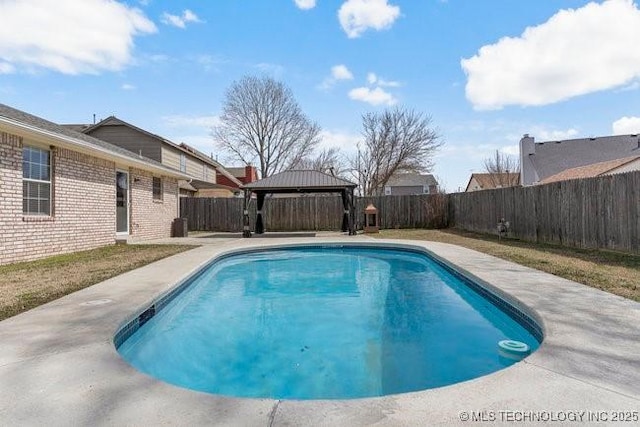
[179,153,186,172]
[23,146,51,215]
[384,186,391,195]
[152,177,163,200]
[203,164,208,181]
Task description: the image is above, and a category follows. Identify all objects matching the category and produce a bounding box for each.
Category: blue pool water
[117,247,540,400]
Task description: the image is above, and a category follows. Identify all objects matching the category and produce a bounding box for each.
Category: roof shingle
[0,103,184,177]
[244,170,356,191]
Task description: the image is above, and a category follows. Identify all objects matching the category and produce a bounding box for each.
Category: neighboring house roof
[77,116,241,185]
[178,143,243,186]
[0,104,188,179]
[62,124,90,133]
[189,179,240,192]
[244,170,356,192]
[465,173,520,191]
[521,133,640,185]
[539,155,640,184]
[386,173,438,187]
[226,167,247,176]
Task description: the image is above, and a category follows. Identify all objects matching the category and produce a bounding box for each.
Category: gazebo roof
[243,170,356,192]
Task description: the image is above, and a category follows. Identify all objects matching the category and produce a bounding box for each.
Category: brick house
[217,165,258,189]
[69,116,243,197]
[0,104,189,266]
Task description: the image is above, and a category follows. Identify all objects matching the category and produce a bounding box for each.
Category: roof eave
[0,117,190,179]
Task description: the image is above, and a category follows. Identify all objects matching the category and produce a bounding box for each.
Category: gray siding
[390,185,425,195]
[86,125,162,162]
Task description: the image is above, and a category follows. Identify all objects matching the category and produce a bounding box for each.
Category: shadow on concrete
[196,232,317,239]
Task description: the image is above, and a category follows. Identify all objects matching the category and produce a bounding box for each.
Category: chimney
[520,134,537,186]
[245,165,254,183]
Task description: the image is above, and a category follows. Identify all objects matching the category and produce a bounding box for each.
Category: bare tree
[291,147,344,176]
[348,107,441,196]
[213,76,321,178]
[483,150,520,187]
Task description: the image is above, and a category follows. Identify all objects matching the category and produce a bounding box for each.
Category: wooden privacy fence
[180,170,639,253]
[180,193,449,233]
[448,170,640,253]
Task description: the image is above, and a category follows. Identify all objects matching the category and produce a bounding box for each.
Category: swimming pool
[116,245,541,400]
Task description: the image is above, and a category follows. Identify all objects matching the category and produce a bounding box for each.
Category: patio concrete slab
[0,237,638,426]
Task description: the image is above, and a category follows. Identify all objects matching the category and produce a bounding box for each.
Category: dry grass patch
[374,229,640,302]
[0,244,195,321]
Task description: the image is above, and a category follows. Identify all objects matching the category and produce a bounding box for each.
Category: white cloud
[501,145,520,156]
[146,54,170,63]
[332,64,353,80]
[163,114,221,129]
[462,0,640,110]
[613,116,640,135]
[534,128,579,141]
[348,86,397,106]
[618,80,640,92]
[0,0,156,75]
[193,54,227,72]
[121,83,136,90]
[0,62,15,74]
[320,64,354,89]
[366,72,400,87]
[161,9,203,29]
[338,0,401,38]
[294,0,317,10]
[348,70,400,104]
[162,114,221,155]
[254,62,285,76]
[318,130,361,153]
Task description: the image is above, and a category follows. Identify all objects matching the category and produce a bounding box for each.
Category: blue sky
[2,0,640,191]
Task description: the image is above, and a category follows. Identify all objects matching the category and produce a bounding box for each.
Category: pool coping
[1,237,639,426]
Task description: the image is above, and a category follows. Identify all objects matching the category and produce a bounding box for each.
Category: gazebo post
[255,192,265,234]
[350,187,357,235]
[242,188,252,238]
[340,190,349,233]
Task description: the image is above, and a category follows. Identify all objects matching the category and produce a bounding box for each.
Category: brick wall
[0,133,115,265]
[129,168,178,241]
[1,131,180,265]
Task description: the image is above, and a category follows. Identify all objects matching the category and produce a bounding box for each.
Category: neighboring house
[465,173,520,192]
[0,103,189,266]
[539,155,640,184]
[70,117,243,197]
[219,165,258,187]
[383,173,439,195]
[519,133,640,185]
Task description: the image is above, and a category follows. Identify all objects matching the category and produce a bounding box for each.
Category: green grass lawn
[0,244,195,321]
[373,229,640,302]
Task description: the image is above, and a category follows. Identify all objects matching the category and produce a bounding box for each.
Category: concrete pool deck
[0,236,638,426]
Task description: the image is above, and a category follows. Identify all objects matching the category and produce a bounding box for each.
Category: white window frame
[179,153,186,173]
[22,145,52,216]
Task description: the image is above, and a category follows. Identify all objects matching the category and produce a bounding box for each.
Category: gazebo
[242,170,357,237]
